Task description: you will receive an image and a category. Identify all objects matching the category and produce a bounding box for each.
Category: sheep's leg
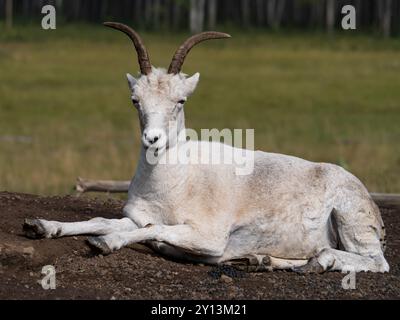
[224,255,308,272]
[225,250,386,273]
[23,217,137,239]
[224,254,272,272]
[305,249,389,273]
[295,193,389,273]
[87,224,226,257]
[267,256,309,270]
[294,248,389,273]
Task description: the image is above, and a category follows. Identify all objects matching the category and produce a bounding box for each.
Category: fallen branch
[370,193,400,209]
[75,178,400,209]
[75,177,130,193]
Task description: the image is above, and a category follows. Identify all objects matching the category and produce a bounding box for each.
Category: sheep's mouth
[144,145,166,157]
[153,147,161,157]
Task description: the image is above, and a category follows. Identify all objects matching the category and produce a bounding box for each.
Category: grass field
[1,24,400,195]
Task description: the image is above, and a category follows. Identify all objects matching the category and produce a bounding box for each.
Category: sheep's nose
[143,129,164,146]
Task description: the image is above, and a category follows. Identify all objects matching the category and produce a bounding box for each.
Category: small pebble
[220,275,233,284]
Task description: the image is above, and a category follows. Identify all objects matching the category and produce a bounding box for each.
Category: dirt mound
[0,191,399,299]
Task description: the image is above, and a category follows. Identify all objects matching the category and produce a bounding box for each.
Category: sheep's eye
[132,98,139,105]
[178,99,186,105]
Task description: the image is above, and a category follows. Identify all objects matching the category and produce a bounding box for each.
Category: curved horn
[168,31,231,74]
[103,22,152,75]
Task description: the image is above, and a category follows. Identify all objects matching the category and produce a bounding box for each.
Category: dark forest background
[1,1,400,195]
[0,0,398,37]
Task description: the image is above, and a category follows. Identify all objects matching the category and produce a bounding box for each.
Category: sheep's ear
[184,73,200,96]
[126,73,137,91]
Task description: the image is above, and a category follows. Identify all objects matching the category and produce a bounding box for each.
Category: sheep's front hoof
[293,257,325,274]
[23,219,46,239]
[87,236,112,255]
[227,254,272,272]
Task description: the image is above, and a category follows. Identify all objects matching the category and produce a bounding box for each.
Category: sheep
[23,22,389,273]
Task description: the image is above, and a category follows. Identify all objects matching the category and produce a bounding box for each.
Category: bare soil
[0,191,399,300]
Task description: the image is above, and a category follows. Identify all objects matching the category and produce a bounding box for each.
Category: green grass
[1,24,400,195]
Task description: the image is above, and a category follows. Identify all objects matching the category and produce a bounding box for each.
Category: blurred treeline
[0,0,398,37]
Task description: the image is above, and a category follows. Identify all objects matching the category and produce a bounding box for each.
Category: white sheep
[24,22,389,273]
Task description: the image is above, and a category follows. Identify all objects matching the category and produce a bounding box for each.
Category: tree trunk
[5,0,13,30]
[266,0,274,27]
[144,0,152,28]
[162,0,171,31]
[382,0,392,38]
[72,0,80,20]
[100,0,108,21]
[153,0,161,30]
[133,0,142,27]
[275,0,285,28]
[22,0,30,17]
[355,0,362,28]
[293,0,302,25]
[326,0,335,34]
[190,0,197,32]
[190,0,206,33]
[198,0,206,32]
[172,0,182,30]
[267,0,285,29]
[240,0,250,28]
[56,0,64,11]
[207,0,217,29]
[255,0,264,26]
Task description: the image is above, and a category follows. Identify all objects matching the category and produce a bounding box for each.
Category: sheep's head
[104,22,230,154]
